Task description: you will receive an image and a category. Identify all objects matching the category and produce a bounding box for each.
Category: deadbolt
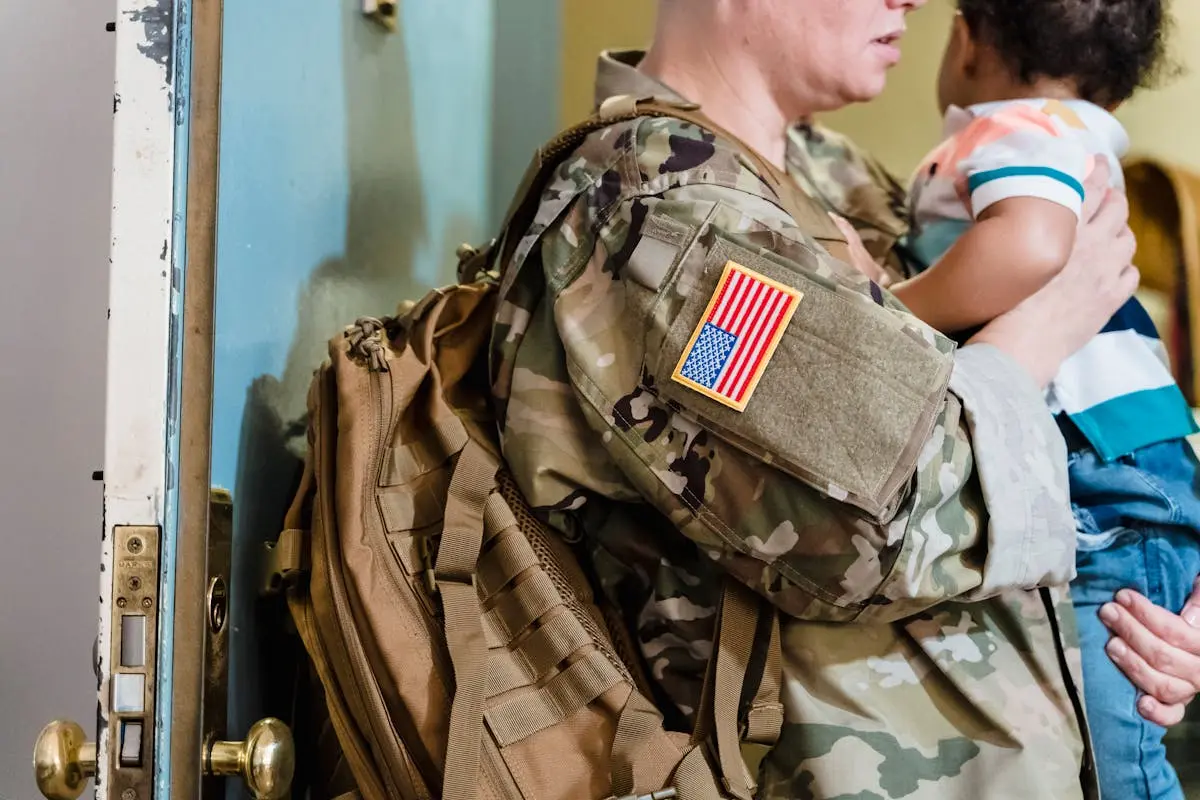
[207,576,228,634]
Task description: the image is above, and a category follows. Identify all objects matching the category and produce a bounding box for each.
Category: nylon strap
[690,617,717,748]
[482,570,560,646]
[485,607,592,698]
[377,469,451,534]
[484,648,625,746]
[484,650,529,700]
[476,527,540,599]
[609,688,671,796]
[483,491,520,540]
[380,416,470,486]
[435,437,499,800]
[712,582,761,800]
[672,744,725,800]
[483,616,507,651]
[744,611,784,745]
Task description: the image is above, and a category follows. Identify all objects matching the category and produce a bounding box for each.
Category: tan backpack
[265,99,836,800]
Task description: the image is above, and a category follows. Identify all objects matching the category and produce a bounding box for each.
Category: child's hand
[829,213,892,287]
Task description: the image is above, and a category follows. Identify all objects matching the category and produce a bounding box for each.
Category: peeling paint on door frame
[99,0,186,795]
[125,0,175,89]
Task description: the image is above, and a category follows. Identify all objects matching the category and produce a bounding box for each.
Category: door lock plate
[108,526,159,799]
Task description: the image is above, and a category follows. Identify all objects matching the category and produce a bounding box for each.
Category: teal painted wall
[209,1,560,781]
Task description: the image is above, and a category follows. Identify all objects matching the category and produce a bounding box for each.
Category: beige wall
[1117,2,1200,172]
[560,0,656,125]
[0,0,113,795]
[561,0,1200,175]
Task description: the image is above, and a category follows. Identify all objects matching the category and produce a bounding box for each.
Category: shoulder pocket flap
[651,235,954,520]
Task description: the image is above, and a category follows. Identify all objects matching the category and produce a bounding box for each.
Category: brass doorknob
[204,717,295,800]
[33,720,97,800]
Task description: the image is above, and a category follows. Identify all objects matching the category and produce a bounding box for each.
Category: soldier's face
[751,0,927,113]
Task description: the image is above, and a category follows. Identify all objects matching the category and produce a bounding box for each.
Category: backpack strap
[738,607,783,791]
[436,433,501,800]
[490,96,851,287]
[690,581,784,800]
[744,612,784,746]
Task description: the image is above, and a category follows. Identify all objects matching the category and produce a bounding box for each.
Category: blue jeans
[1068,439,1200,800]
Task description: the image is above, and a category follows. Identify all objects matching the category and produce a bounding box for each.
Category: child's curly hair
[958,0,1174,107]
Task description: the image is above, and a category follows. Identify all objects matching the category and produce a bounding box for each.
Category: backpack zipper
[361,319,495,796]
[318,364,420,800]
[354,312,524,800]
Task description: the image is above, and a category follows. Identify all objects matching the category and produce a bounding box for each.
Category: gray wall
[0,1,113,796]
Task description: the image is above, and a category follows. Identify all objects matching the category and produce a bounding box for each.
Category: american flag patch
[671,261,802,412]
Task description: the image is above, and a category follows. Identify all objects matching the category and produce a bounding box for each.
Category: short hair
[958,0,1173,107]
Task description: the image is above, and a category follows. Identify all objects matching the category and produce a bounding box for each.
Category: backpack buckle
[260,529,308,596]
[456,238,497,283]
[416,534,439,596]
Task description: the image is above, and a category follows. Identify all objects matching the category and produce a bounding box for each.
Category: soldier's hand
[1099,579,1200,726]
[828,214,892,287]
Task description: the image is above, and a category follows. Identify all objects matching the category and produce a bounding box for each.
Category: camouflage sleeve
[948,344,1076,593]
[543,176,1076,623]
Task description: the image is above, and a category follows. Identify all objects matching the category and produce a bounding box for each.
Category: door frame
[170,0,223,794]
[101,0,182,795]
[101,0,221,796]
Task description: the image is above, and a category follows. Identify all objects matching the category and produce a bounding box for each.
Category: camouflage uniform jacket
[490,50,1097,799]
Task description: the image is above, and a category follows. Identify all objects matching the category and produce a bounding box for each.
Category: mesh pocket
[496,471,633,684]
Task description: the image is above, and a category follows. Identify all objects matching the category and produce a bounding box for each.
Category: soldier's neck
[640,43,789,169]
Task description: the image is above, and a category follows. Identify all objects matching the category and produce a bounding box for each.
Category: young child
[891,2,1199,798]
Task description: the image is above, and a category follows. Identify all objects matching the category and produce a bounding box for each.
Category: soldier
[490,1,1200,796]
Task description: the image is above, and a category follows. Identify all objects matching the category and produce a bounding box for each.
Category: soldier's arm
[543,177,1075,624]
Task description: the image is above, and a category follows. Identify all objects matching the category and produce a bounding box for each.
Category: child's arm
[892,106,1092,333]
[893,197,1078,333]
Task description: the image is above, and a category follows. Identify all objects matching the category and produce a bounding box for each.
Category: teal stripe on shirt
[968,166,1086,201]
[1068,384,1200,462]
[906,219,971,268]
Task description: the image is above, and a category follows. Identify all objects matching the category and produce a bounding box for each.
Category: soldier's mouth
[871,31,904,64]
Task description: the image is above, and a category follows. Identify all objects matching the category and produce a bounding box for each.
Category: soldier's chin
[843,73,890,105]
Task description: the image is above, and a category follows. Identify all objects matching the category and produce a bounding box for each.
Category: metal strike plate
[108,525,159,799]
[201,489,233,800]
[362,0,397,30]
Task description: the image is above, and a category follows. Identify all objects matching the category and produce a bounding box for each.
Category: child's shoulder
[952,99,1083,138]
[953,99,1127,147]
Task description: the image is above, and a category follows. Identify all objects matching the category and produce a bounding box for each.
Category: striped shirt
[908,98,1198,461]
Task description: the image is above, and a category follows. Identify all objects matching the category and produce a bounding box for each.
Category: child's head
[938,0,1171,113]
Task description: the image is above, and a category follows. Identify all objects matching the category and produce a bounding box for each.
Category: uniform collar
[594,50,820,169]
[594,50,687,109]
